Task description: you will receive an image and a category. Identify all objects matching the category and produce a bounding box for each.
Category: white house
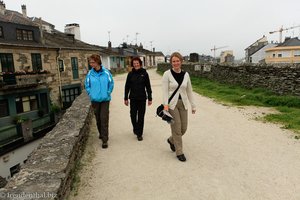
[250,43,277,63]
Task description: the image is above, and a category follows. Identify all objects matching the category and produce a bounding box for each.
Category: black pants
[130,99,146,137]
[92,101,110,142]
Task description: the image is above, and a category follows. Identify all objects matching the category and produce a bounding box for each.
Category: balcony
[0,72,50,90]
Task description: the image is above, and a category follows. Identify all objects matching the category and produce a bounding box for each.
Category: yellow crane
[269,25,300,43]
[211,45,228,59]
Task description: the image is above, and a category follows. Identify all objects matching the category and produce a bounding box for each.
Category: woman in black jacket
[124,57,152,141]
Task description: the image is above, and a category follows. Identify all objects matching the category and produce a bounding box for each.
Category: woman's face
[133,60,141,70]
[89,59,100,69]
[171,56,182,70]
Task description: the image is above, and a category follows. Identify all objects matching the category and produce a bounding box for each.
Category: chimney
[38,17,45,45]
[64,23,81,40]
[21,4,27,17]
[66,33,75,43]
[0,1,6,15]
[153,48,155,52]
[108,41,112,48]
[284,37,291,42]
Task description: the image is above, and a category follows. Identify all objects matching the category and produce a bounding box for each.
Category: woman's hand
[148,100,152,106]
[124,100,129,106]
[164,105,169,111]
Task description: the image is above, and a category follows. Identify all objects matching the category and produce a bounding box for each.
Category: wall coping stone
[0,92,92,200]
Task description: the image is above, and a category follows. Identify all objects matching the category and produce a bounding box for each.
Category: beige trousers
[168,99,188,155]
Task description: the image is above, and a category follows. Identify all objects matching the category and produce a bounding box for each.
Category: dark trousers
[92,101,110,142]
[130,99,146,136]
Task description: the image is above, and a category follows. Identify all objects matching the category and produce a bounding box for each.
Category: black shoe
[102,142,108,149]
[137,136,143,141]
[177,154,186,162]
[167,139,175,152]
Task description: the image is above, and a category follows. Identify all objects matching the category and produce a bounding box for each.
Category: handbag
[156,71,185,118]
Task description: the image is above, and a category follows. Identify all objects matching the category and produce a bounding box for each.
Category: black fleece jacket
[124,68,152,101]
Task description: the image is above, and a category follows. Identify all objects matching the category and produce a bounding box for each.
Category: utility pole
[150,41,153,51]
[108,31,111,41]
[135,32,139,45]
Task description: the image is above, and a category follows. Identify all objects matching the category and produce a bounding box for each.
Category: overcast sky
[6,0,300,59]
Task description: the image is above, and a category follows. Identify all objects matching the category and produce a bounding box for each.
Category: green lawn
[190,76,300,135]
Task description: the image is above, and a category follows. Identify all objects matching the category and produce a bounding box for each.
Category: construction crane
[269,25,300,43]
[211,45,228,59]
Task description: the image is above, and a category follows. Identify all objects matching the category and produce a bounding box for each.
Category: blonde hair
[170,52,183,63]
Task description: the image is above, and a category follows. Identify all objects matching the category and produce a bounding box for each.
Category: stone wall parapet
[0,92,92,200]
[157,63,300,96]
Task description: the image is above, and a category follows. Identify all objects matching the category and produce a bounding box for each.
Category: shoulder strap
[168,70,185,103]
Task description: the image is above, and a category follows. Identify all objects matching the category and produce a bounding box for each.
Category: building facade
[265,37,300,64]
[0,1,99,171]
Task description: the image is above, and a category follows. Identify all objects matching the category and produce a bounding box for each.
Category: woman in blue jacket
[85,54,114,148]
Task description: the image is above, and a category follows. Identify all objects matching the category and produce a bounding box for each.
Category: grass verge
[190,76,300,136]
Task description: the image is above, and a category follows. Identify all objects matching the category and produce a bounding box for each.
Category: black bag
[156,70,185,119]
[156,104,164,117]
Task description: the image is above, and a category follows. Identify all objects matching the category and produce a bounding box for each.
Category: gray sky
[6,0,300,59]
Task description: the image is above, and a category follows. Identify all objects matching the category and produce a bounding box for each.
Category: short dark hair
[89,54,102,65]
[131,57,143,67]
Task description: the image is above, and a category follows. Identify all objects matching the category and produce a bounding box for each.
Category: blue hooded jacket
[85,66,114,102]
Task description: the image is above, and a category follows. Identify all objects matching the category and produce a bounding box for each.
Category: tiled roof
[0,7,99,51]
[277,37,300,47]
[43,30,99,51]
[0,9,37,26]
[154,51,164,56]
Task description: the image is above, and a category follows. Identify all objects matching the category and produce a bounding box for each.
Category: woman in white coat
[162,52,196,162]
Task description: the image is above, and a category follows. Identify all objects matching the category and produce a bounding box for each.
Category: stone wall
[0,47,98,106]
[157,63,300,96]
[0,92,93,200]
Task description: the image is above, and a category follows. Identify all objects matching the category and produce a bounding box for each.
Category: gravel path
[69,69,300,200]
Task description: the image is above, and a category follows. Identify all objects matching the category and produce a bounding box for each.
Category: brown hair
[131,57,143,67]
[89,54,102,65]
[170,52,183,63]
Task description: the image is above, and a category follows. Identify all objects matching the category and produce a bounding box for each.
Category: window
[39,93,49,114]
[16,95,38,114]
[278,54,282,58]
[31,53,42,71]
[10,163,20,177]
[58,59,64,72]
[16,29,33,41]
[0,99,9,118]
[294,50,300,57]
[281,51,290,57]
[71,57,79,79]
[272,54,276,58]
[0,26,3,38]
[0,53,14,72]
[62,86,81,108]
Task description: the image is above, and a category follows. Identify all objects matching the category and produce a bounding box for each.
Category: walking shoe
[137,136,143,141]
[167,139,175,152]
[176,154,186,162]
[102,142,108,149]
